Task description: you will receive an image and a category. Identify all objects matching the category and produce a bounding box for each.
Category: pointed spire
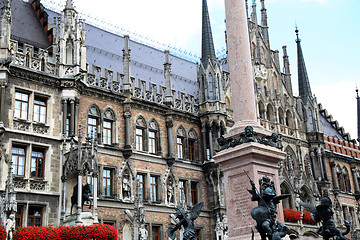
[201,0,217,69]
[296,28,313,104]
[65,0,75,11]
[251,0,257,24]
[164,50,173,106]
[282,46,293,95]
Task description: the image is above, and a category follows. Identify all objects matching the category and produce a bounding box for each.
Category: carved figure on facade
[215,213,228,240]
[122,169,132,200]
[139,224,148,240]
[70,183,92,215]
[167,202,204,240]
[217,126,283,152]
[299,196,350,240]
[167,178,175,204]
[246,172,290,240]
[5,213,15,240]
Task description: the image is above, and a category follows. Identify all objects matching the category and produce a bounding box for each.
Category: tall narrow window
[88,106,100,138]
[152,226,161,240]
[208,74,214,100]
[31,149,45,178]
[135,117,146,151]
[33,97,47,123]
[12,146,26,176]
[150,176,158,202]
[27,206,42,226]
[103,110,115,145]
[188,130,197,162]
[103,120,112,145]
[308,109,314,131]
[103,169,113,197]
[177,137,184,159]
[14,92,29,120]
[177,128,185,159]
[148,120,159,154]
[179,180,187,203]
[195,229,201,240]
[202,75,206,102]
[137,174,146,200]
[191,182,198,205]
[15,205,23,227]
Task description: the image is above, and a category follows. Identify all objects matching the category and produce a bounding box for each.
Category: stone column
[74,99,79,136]
[351,166,360,193]
[202,126,207,161]
[208,127,214,159]
[122,35,131,94]
[70,99,75,136]
[330,162,339,190]
[62,99,68,135]
[310,151,318,180]
[93,173,99,223]
[317,147,325,180]
[60,178,66,224]
[224,0,264,136]
[166,119,174,158]
[215,1,286,239]
[76,174,83,224]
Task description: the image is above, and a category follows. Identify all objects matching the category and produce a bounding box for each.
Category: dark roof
[9,0,51,49]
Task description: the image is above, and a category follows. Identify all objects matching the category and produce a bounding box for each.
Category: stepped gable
[7,0,51,49]
[318,103,355,143]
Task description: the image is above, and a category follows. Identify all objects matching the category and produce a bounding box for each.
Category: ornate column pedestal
[214,142,285,239]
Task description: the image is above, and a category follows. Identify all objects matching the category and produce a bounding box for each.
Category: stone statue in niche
[167,178,174,204]
[139,224,148,240]
[122,170,131,200]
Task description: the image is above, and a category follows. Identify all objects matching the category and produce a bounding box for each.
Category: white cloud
[313,81,357,140]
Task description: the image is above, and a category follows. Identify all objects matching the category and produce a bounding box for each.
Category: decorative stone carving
[33,124,49,134]
[167,178,175,204]
[29,179,47,191]
[13,120,30,131]
[13,178,26,189]
[254,65,267,80]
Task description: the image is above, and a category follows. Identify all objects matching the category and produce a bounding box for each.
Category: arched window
[202,75,207,102]
[266,104,273,121]
[103,109,115,145]
[87,106,100,138]
[66,39,73,65]
[343,167,351,193]
[281,183,292,209]
[26,53,30,67]
[188,129,198,162]
[278,108,284,125]
[176,127,186,159]
[308,108,314,131]
[135,117,146,151]
[41,58,45,71]
[336,165,345,191]
[217,74,221,100]
[286,110,292,127]
[258,101,265,119]
[208,74,214,100]
[148,120,160,154]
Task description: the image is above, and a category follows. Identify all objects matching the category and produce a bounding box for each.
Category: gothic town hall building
[0,0,360,239]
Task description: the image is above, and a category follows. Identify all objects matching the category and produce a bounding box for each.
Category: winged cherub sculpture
[167,202,204,240]
[299,196,350,240]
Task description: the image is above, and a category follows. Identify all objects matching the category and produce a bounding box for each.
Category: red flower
[283,208,301,222]
[0,224,118,240]
[302,210,316,225]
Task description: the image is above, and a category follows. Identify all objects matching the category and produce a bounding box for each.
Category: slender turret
[296,28,313,104]
[201,0,217,69]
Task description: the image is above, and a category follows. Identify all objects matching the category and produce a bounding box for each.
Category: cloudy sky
[44,0,360,139]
